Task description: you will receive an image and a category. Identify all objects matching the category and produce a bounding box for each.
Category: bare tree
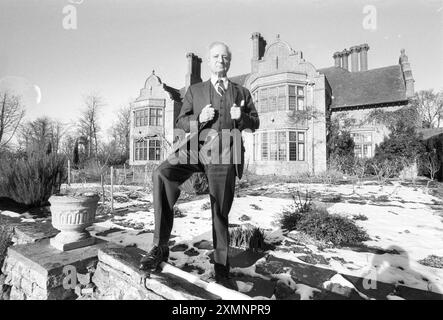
[60,132,77,163]
[371,159,398,186]
[49,119,65,154]
[18,117,66,155]
[422,150,441,181]
[109,104,131,161]
[78,93,105,158]
[0,91,26,149]
[412,89,443,128]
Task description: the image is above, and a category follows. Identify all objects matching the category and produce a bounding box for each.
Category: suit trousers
[152,157,236,267]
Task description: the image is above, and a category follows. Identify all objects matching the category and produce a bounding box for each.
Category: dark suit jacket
[172,79,260,179]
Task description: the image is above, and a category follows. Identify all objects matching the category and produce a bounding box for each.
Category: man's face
[208,44,231,77]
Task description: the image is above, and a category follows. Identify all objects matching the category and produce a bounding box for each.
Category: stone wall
[1,253,76,300]
[1,238,103,300]
[0,217,59,300]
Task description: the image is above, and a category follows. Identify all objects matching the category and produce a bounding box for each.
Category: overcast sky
[1,0,442,139]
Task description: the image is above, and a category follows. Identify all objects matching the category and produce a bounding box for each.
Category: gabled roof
[318,65,408,109]
[229,73,250,86]
[163,84,181,101]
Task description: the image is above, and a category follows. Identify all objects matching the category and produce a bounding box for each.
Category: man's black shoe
[139,245,169,271]
[214,263,238,291]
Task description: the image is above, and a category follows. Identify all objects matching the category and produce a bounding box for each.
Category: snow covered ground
[2,180,442,299]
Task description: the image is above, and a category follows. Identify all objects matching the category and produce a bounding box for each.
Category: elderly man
[139,42,259,289]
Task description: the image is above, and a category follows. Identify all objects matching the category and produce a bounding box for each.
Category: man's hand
[199,104,215,122]
[230,100,244,121]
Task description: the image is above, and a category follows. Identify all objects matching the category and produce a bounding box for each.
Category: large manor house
[129,32,414,176]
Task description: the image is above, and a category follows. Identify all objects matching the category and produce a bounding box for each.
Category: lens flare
[0,76,40,109]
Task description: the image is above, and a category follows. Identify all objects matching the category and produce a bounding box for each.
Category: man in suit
[139,41,259,289]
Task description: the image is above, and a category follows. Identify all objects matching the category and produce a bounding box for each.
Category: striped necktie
[216,79,225,96]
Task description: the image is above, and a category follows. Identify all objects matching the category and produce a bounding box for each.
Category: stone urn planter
[49,192,99,251]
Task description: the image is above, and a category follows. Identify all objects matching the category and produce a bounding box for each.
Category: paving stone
[13,222,59,245]
[231,274,276,299]
[184,248,200,257]
[255,256,337,290]
[274,281,294,300]
[171,243,189,252]
[193,240,213,250]
[208,247,265,268]
[297,254,330,265]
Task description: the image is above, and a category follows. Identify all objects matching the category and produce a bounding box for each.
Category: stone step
[93,244,222,300]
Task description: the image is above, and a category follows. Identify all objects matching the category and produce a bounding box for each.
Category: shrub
[201,201,211,210]
[420,150,441,181]
[280,190,369,246]
[229,225,266,252]
[316,169,343,185]
[288,209,369,246]
[366,158,399,185]
[279,209,303,232]
[290,189,312,213]
[418,255,443,269]
[327,117,355,174]
[0,152,66,207]
[372,125,425,176]
[82,158,106,182]
[352,157,367,184]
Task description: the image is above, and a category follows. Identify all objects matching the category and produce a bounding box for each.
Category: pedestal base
[1,238,109,300]
[50,236,96,251]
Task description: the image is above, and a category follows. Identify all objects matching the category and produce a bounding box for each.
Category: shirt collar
[210,75,229,89]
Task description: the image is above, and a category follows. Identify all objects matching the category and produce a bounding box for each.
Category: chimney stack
[251,32,267,72]
[399,49,415,98]
[341,49,350,70]
[333,51,342,68]
[359,44,369,71]
[185,52,202,90]
[350,46,360,72]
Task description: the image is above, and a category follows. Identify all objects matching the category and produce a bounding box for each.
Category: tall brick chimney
[333,51,342,67]
[399,49,415,98]
[341,49,350,71]
[359,44,369,71]
[185,52,202,90]
[350,45,360,72]
[251,32,267,73]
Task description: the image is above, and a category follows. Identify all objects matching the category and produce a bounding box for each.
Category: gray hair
[208,41,232,59]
